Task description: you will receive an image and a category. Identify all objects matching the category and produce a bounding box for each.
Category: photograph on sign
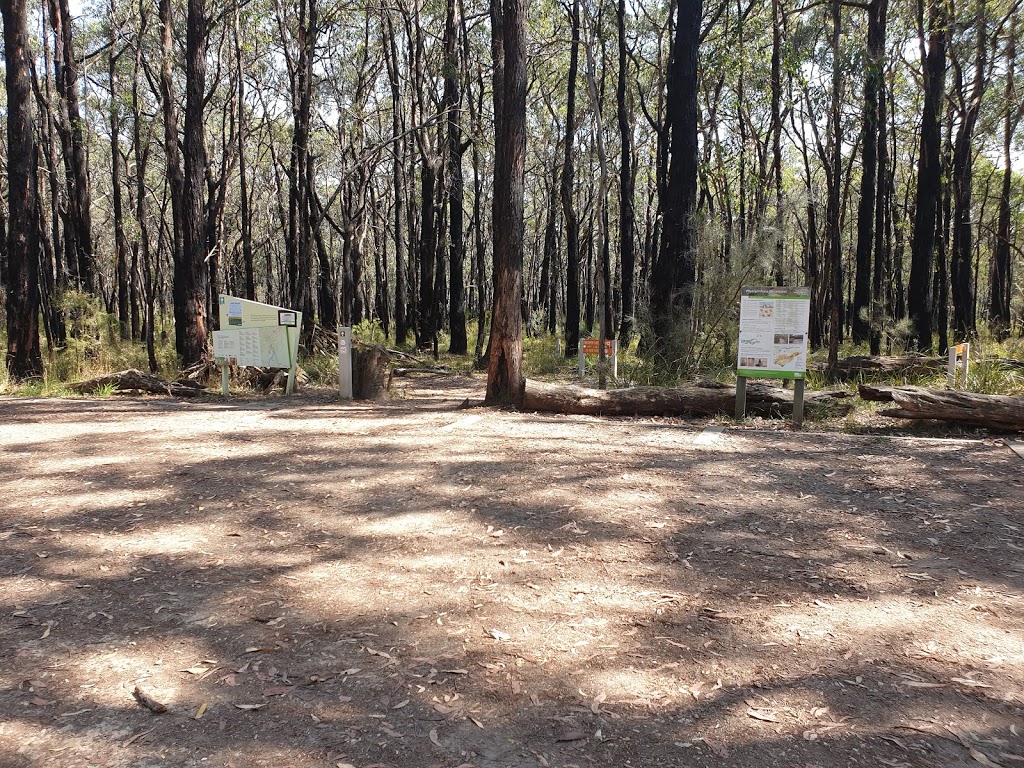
[736,287,810,380]
[278,310,297,327]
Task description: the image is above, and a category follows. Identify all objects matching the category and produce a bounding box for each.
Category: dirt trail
[1,377,1022,767]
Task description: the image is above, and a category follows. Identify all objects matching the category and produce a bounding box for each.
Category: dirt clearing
[1,377,1023,768]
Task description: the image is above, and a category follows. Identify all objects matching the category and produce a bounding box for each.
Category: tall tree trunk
[950,0,986,339]
[561,0,581,358]
[616,0,636,342]
[650,0,701,359]
[445,0,468,355]
[48,0,94,294]
[158,0,187,359]
[485,0,526,406]
[853,0,885,345]
[869,0,891,355]
[770,0,785,285]
[2,0,44,379]
[285,0,316,342]
[133,0,157,370]
[907,0,946,352]
[109,0,130,339]
[234,4,255,300]
[990,18,1019,338]
[177,0,210,366]
[384,12,409,345]
[825,0,843,376]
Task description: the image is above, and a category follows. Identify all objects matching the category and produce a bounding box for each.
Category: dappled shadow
[1,390,1023,767]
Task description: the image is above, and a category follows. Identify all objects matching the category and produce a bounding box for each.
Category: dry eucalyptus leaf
[234,703,266,711]
[429,728,442,747]
[969,747,1004,767]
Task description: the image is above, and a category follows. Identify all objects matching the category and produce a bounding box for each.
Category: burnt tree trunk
[2,0,44,379]
[616,0,636,342]
[445,0,467,355]
[561,0,581,358]
[485,0,526,406]
[179,0,210,366]
[907,0,946,351]
[649,0,701,358]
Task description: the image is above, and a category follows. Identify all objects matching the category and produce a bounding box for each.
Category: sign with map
[212,295,301,375]
[736,287,811,380]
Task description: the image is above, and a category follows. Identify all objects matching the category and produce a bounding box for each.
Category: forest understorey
[1,376,1023,768]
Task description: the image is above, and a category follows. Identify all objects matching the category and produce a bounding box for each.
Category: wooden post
[793,378,805,428]
[284,327,296,395]
[735,376,747,419]
[578,341,585,378]
[221,364,229,397]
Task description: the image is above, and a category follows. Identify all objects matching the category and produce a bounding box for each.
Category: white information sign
[214,294,303,395]
[737,287,811,380]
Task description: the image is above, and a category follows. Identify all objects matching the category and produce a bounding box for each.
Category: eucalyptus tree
[2,0,44,379]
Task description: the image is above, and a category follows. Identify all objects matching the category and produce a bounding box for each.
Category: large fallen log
[523,379,851,418]
[858,384,1024,431]
[809,355,945,380]
[70,369,206,397]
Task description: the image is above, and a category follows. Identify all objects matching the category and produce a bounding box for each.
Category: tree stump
[352,345,390,400]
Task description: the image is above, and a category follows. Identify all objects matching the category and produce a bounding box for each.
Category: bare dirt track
[1,377,1023,768]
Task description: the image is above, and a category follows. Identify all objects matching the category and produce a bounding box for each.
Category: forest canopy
[1,0,1022,383]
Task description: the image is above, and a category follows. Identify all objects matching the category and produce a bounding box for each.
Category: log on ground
[858,384,1024,431]
[523,379,851,418]
[70,369,206,397]
[809,355,945,380]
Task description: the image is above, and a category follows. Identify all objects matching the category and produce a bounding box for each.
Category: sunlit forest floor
[1,375,1023,767]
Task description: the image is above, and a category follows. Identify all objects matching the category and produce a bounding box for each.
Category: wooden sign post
[578,338,618,379]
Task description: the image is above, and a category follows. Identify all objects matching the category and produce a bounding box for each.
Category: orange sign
[581,339,615,355]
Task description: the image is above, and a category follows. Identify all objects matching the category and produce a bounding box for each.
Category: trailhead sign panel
[736,287,811,380]
[212,295,301,370]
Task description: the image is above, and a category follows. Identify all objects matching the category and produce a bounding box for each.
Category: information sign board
[213,295,303,395]
[736,287,810,380]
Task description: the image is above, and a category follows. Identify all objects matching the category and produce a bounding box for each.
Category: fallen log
[523,379,851,419]
[809,355,945,380]
[858,384,1024,431]
[70,369,206,397]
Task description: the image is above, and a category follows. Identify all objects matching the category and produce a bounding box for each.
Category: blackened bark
[485,0,526,406]
[990,19,1019,338]
[383,12,409,344]
[825,0,843,376]
[907,0,945,351]
[617,0,636,342]
[417,161,438,348]
[869,0,891,355]
[178,0,210,366]
[48,0,94,293]
[2,0,44,379]
[234,4,255,300]
[950,0,986,339]
[109,1,129,339]
[853,0,885,345]
[561,0,581,358]
[650,0,701,356]
[445,0,468,355]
